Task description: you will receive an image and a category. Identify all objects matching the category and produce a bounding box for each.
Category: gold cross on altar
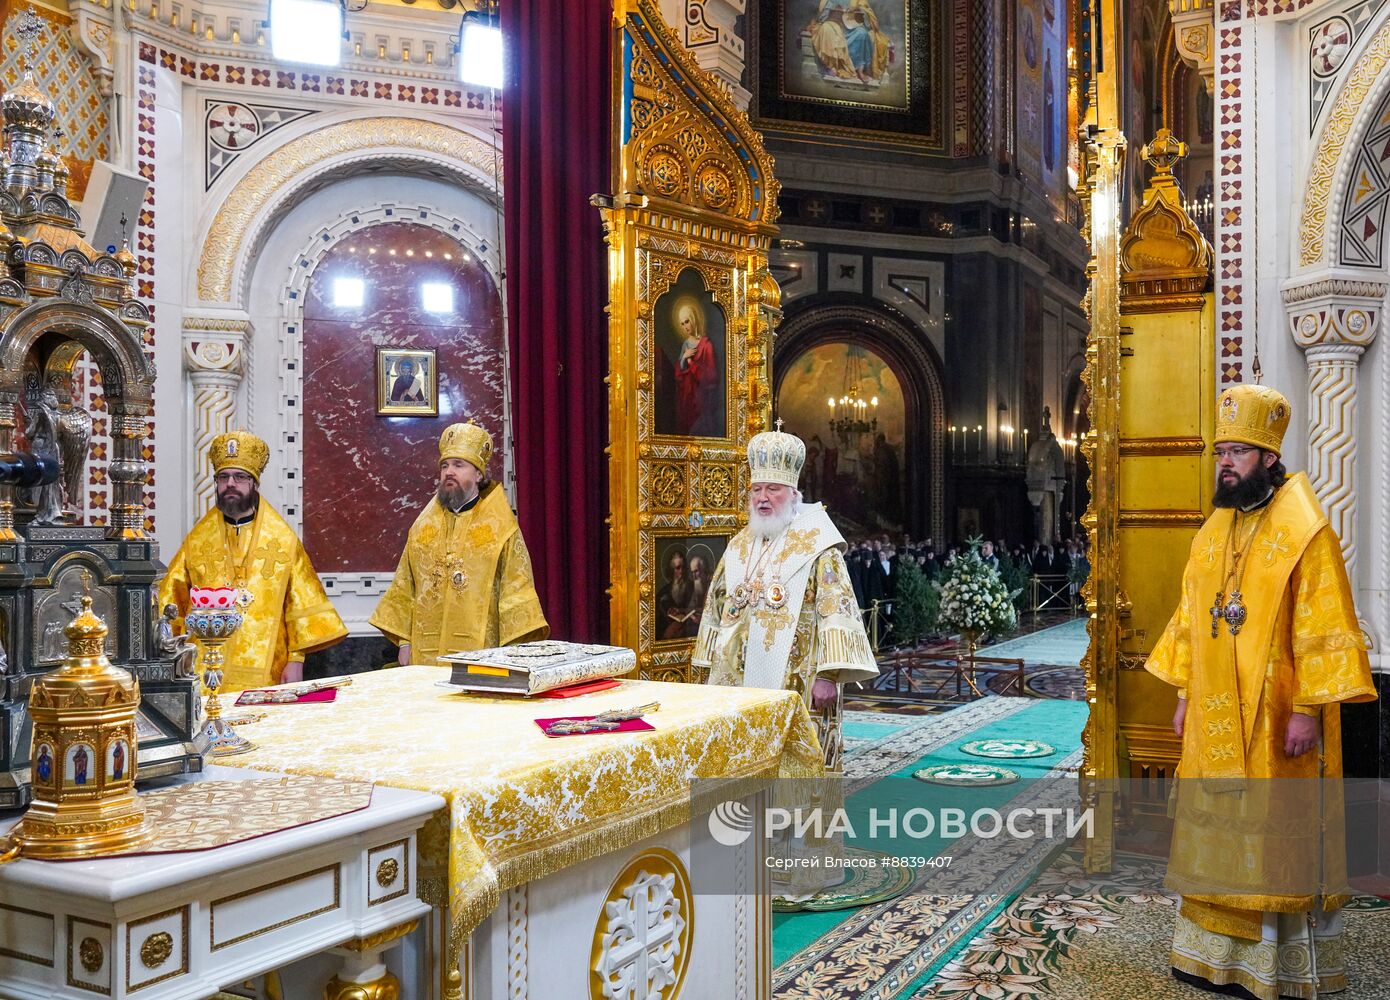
[254,539,288,580]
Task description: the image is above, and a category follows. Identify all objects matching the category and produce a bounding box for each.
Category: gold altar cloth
[229,666,822,943]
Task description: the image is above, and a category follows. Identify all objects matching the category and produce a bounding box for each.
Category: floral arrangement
[934,536,1021,639]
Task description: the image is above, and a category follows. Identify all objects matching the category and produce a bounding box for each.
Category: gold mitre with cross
[439,418,493,471]
[209,431,270,480]
[1215,384,1291,455]
[747,423,806,488]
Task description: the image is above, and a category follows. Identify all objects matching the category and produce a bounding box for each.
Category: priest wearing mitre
[159,431,347,690]
[694,424,879,765]
[370,420,548,665]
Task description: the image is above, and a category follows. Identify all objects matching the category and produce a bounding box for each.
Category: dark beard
[1212,461,1274,509]
[216,488,257,518]
[437,483,473,509]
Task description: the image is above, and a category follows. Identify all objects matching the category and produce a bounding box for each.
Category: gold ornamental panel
[139,932,172,969]
[606,0,780,682]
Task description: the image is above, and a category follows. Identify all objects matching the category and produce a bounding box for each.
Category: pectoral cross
[1210,592,1224,639]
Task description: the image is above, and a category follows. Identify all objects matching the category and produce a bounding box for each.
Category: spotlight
[457,2,502,89]
[269,0,343,66]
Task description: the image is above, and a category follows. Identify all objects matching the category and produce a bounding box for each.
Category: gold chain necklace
[1209,497,1273,638]
[732,533,790,611]
[222,512,263,609]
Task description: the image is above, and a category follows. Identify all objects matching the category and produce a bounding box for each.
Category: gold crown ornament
[1215,384,1292,455]
[747,423,806,488]
[439,419,493,471]
[5,574,155,860]
[209,431,270,480]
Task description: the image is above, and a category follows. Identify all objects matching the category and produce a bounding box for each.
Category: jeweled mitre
[747,428,805,487]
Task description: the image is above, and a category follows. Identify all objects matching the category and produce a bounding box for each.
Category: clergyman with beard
[693,426,878,756]
[1144,384,1375,1000]
[371,420,547,666]
[158,431,346,690]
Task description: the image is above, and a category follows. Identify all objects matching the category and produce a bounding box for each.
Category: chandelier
[827,348,878,446]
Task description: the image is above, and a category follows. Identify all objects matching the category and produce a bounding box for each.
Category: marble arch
[193,115,500,308]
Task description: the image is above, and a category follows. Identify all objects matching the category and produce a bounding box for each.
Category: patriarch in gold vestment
[158,432,347,691]
[370,420,547,665]
[1145,385,1375,1000]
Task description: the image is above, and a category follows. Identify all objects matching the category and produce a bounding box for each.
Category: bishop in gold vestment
[158,432,347,691]
[1145,385,1375,1000]
[370,421,547,665]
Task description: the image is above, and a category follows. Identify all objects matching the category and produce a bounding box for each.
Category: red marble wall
[301,221,505,572]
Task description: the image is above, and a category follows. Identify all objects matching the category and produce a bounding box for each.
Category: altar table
[0,765,442,999]
[230,666,823,999]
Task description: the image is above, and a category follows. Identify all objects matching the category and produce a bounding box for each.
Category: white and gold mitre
[1215,384,1291,455]
[747,426,805,487]
[439,419,493,471]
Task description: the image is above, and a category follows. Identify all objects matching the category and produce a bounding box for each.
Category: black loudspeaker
[78,160,150,253]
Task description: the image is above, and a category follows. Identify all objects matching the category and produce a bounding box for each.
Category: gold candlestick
[184,608,256,756]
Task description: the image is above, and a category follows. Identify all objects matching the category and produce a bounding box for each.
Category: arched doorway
[778,342,907,532]
[773,299,945,541]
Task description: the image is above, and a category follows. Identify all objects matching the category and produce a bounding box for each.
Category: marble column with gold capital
[1282,275,1385,582]
[182,313,248,519]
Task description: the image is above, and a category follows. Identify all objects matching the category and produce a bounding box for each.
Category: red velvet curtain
[501,1,612,642]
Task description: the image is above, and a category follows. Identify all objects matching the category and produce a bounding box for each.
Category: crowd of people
[842,533,1092,618]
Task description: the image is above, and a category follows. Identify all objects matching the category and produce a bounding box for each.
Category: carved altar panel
[605,1,780,681]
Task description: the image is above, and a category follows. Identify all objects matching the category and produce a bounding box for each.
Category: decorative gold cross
[253,539,288,580]
[1259,528,1292,566]
[753,605,792,652]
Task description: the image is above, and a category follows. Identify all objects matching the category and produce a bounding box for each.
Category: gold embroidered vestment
[1144,473,1376,943]
[370,483,548,664]
[158,501,347,690]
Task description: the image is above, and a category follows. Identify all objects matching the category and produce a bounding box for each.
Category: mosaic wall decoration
[0,5,110,200]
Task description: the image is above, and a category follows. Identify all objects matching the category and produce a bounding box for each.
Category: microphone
[0,453,60,489]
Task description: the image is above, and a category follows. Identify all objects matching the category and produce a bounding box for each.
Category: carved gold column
[1282,276,1385,581]
[323,919,418,1000]
[1079,0,1126,876]
[182,315,248,518]
[604,0,780,681]
[1115,130,1215,817]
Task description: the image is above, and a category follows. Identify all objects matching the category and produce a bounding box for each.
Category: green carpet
[773,697,1089,999]
[983,617,1090,666]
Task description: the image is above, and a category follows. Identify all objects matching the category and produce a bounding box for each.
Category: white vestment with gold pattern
[693,503,879,703]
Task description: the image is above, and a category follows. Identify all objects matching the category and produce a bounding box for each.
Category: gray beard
[668,577,692,607]
[749,503,798,541]
[438,483,476,509]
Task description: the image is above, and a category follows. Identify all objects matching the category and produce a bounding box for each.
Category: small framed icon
[376,348,438,417]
